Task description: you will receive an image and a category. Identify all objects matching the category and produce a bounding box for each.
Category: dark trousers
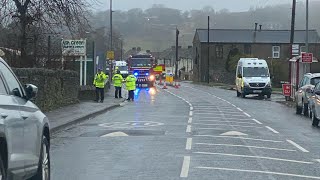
[95,87,104,102]
[128,90,134,100]
[115,86,122,98]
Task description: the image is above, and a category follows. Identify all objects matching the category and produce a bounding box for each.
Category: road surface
[51,82,320,180]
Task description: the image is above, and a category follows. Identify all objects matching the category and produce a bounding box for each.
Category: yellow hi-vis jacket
[112,73,124,87]
[93,72,108,88]
[125,75,136,91]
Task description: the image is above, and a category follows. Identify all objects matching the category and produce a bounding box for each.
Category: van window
[237,66,242,76]
[0,76,6,94]
[243,67,269,77]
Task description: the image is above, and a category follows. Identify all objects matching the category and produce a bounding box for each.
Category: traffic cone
[162,81,168,89]
[159,76,163,85]
[174,81,179,89]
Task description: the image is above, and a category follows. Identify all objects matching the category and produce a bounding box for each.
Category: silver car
[308,82,320,127]
[0,58,50,180]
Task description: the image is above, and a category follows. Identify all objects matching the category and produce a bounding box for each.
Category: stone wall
[13,68,80,112]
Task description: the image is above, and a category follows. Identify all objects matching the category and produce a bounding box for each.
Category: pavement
[49,82,320,180]
[46,87,126,133]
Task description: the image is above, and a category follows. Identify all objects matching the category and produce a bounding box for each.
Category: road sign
[282,84,291,97]
[291,44,300,56]
[62,39,86,56]
[302,52,313,63]
[106,51,114,60]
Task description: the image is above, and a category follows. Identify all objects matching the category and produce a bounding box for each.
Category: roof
[158,48,192,60]
[195,29,320,44]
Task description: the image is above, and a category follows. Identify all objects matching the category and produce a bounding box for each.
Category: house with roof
[193,28,320,84]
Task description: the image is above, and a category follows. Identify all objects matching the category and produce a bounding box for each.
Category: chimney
[146,50,151,53]
[178,46,182,49]
[254,23,258,31]
[259,25,262,31]
[137,47,141,52]
[132,47,136,51]
[188,45,193,49]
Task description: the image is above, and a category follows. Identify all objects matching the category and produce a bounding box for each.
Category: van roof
[238,58,268,67]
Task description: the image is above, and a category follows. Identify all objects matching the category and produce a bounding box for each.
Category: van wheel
[0,154,6,180]
[241,93,246,98]
[267,94,271,99]
[236,91,241,97]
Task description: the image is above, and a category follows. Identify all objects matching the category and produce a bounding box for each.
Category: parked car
[0,58,50,180]
[308,82,320,127]
[295,73,320,116]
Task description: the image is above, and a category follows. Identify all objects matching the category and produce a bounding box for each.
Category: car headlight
[266,82,272,88]
[244,82,249,87]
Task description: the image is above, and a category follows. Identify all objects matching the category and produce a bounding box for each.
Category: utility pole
[306,0,309,53]
[207,16,210,83]
[120,39,123,60]
[175,27,179,80]
[47,35,51,64]
[289,0,296,94]
[110,0,113,51]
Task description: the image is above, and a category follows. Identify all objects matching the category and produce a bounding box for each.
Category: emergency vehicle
[113,61,129,78]
[127,52,156,87]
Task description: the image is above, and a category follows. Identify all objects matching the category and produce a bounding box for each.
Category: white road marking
[189,111,193,116]
[186,138,192,150]
[180,156,190,178]
[231,104,237,107]
[243,112,251,117]
[220,131,248,136]
[195,167,320,179]
[286,140,309,153]
[190,107,193,111]
[265,126,280,134]
[194,135,283,143]
[195,143,296,152]
[315,159,320,163]
[198,120,257,125]
[101,132,129,137]
[237,108,243,111]
[186,125,192,133]
[193,152,313,164]
[193,123,263,128]
[198,127,233,130]
[252,119,263,124]
[188,117,193,123]
[199,117,252,121]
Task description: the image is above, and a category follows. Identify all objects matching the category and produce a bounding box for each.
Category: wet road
[51,83,320,180]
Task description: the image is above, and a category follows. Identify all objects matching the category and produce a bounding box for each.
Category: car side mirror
[25,84,38,100]
[12,88,22,97]
[237,74,242,78]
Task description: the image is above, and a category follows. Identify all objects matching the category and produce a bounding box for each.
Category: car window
[0,62,23,97]
[302,77,309,86]
[0,76,7,94]
[310,77,320,86]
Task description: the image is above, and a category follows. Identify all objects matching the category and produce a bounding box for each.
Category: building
[193,28,320,85]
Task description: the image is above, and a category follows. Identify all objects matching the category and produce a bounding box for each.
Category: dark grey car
[0,58,50,180]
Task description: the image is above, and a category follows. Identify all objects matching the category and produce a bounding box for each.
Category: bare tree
[0,0,95,67]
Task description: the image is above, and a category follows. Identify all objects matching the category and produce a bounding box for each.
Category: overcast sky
[92,0,300,12]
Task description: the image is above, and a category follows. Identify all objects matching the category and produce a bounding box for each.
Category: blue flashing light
[134,72,138,76]
[146,73,149,76]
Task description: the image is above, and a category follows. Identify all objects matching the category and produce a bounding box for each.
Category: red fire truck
[127,53,156,87]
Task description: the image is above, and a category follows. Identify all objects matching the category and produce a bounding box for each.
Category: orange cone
[162,81,168,89]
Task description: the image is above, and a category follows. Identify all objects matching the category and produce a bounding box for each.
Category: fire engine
[127,52,156,87]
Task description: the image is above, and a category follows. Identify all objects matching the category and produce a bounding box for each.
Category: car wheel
[312,111,320,127]
[30,135,50,180]
[303,103,309,116]
[296,104,302,115]
[0,153,6,180]
[267,94,271,99]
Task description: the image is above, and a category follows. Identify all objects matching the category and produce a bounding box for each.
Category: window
[272,46,280,58]
[311,77,320,86]
[0,76,6,94]
[237,66,242,76]
[215,45,223,58]
[0,62,23,97]
[244,44,251,55]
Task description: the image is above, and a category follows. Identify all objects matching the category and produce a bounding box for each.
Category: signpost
[62,39,87,85]
[282,84,291,101]
[291,44,300,56]
[302,52,313,63]
[106,51,114,60]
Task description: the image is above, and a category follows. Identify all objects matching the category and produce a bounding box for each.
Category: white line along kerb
[252,119,263,124]
[190,107,194,111]
[186,138,192,150]
[180,156,191,178]
[188,117,193,123]
[286,140,309,153]
[243,112,251,117]
[189,111,193,116]
[186,125,192,133]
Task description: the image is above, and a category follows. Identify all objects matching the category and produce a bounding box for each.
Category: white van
[235,58,272,98]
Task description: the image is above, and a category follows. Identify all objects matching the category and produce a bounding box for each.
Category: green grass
[272,87,282,92]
